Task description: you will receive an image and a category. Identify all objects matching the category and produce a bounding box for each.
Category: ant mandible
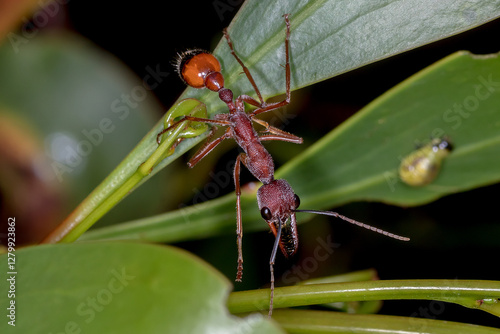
[158,14,409,316]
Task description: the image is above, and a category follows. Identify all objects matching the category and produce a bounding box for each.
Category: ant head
[257,179,300,223]
[258,179,409,259]
[175,49,225,92]
[257,179,300,257]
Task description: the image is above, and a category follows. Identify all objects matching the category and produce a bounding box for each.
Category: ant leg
[250,14,292,117]
[237,94,281,117]
[223,29,265,106]
[259,133,303,144]
[188,127,232,168]
[156,115,232,145]
[238,95,263,109]
[268,217,282,317]
[252,118,303,144]
[234,153,248,281]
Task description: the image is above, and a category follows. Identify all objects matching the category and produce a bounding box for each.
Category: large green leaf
[281,51,500,208]
[0,243,281,333]
[181,0,500,116]
[81,51,500,242]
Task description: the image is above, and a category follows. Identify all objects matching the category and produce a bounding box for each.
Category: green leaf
[181,0,500,117]
[80,51,500,242]
[0,243,282,333]
[281,51,500,208]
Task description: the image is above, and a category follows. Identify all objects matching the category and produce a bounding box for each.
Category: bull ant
[157,14,410,316]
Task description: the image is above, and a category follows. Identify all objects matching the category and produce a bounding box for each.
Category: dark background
[38,0,500,328]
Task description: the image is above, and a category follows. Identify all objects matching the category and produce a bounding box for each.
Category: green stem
[41,99,206,244]
[269,309,500,334]
[227,279,500,316]
[298,268,378,285]
[57,121,188,243]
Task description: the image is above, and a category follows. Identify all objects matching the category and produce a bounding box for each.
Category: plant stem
[227,279,500,317]
[41,99,205,244]
[268,309,500,334]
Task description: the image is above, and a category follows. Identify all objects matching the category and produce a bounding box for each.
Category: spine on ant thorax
[230,111,275,185]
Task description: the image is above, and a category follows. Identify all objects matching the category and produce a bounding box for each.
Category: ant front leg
[268,218,282,317]
[234,153,248,281]
[156,115,231,145]
[187,127,232,168]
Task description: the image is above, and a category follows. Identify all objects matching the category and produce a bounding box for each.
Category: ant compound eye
[175,49,222,89]
[260,207,273,221]
[294,194,300,209]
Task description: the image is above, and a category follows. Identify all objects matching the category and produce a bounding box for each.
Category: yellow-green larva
[399,138,453,186]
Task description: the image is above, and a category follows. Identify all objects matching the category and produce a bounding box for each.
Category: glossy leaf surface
[0,243,281,333]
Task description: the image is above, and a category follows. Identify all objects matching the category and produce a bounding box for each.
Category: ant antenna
[267,208,408,317]
[294,209,410,241]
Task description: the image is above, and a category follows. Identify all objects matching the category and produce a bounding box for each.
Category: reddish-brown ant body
[158,14,409,316]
